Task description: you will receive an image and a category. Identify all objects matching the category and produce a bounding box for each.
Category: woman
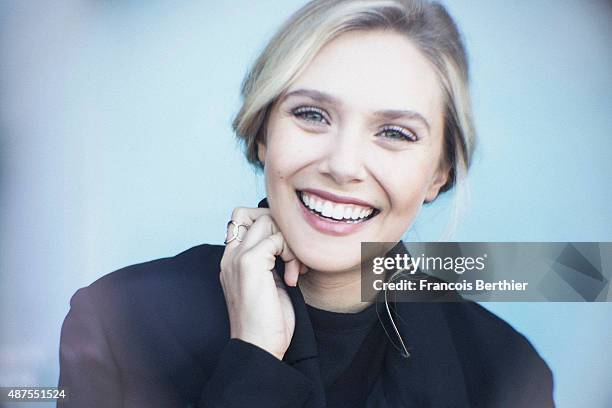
[57,0,554,407]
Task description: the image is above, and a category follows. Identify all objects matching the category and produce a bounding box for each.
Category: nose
[317,126,367,185]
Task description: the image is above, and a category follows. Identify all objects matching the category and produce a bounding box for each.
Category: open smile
[295,189,380,236]
[297,190,379,223]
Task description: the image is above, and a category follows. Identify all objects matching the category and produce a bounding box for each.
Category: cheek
[262,128,313,211]
[263,149,297,200]
[265,134,325,190]
[373,152,436,212]
[265,122,310,171]
[263,138,294,189]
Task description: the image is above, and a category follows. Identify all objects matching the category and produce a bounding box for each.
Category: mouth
[296,190,380,224]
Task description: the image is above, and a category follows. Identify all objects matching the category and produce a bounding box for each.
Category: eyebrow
[283,88,341,106]
[372,109,431,132]
[282,88,431,131]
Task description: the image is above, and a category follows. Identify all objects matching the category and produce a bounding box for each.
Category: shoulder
[63,243,230,370]
[87,243,225,297]
[439,301,554,406]
[59,244,231,400]
[83,241,227,319]
[79,243,226,314]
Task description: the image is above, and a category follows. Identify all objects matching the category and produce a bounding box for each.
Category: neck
[298,266,372,313]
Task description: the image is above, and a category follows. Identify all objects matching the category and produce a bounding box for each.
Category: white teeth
[332,205,344,220]
[300,191,375,221]
[314,199,322,212]
[343,206,353,219]
[322,201,333,217]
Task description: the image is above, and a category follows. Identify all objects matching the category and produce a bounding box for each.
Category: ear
[257,140,266,166]
[424,161,451,203]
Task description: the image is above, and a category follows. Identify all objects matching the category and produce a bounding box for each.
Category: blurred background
[1,0,611,406]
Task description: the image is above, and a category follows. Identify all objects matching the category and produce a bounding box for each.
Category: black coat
[57,219,554,408]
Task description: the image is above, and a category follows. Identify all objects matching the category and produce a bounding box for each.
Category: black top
[57,242,555,407]
[307,302,380,407]
[307,302,377,387]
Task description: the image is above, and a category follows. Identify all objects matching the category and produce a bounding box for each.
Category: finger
[224,207,270,249]
[242,232,286,273]
[239,216,298,266]
[238,214,279,252]
[284,258,300,287]
[233,214,301,287]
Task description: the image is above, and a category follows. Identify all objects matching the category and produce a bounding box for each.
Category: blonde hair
[233,0,476,238]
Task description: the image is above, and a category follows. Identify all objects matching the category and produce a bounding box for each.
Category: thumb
[284,258,301,287]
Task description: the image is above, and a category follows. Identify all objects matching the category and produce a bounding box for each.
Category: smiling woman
[258,30,451,279]
[57,1,553,407]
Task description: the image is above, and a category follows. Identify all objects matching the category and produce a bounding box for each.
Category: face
[258,30,449,273]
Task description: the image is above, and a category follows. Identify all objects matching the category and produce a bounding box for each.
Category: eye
[376,125,418,142]
[292,106,330,125]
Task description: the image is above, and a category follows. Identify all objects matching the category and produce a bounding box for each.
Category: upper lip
[300,188,377,209]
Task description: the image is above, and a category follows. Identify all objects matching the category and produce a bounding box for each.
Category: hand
[219,207,307,360]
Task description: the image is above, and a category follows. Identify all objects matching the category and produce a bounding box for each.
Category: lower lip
[297,194,375,236]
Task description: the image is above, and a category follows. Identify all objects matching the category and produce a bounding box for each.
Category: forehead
[287,30,443,120]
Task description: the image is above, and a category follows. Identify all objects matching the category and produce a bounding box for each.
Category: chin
[289,234,366,273]
[283,216,413,273]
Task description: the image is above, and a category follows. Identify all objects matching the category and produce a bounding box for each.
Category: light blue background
[1,1,611,407]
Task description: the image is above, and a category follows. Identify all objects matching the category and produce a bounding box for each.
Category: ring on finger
[224,220,249,244]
